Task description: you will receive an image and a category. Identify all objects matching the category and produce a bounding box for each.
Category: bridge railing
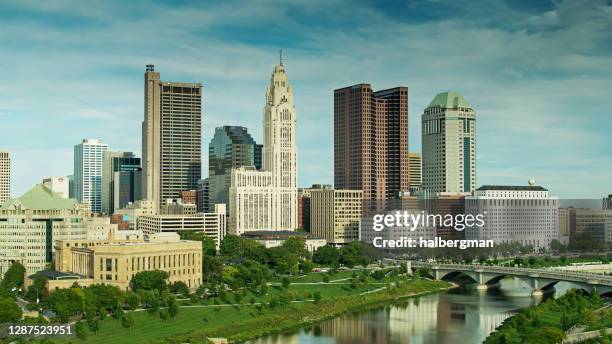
[410,262,612,285]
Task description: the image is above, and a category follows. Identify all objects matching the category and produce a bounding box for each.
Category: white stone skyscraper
[0,150,10,205]
[229,57,298,234]
[74,139,109,213]
[422,92,476,194]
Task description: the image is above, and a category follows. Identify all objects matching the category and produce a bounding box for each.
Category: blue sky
[0,0,611,199]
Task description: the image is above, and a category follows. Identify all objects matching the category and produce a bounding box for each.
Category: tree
[75,320,88,340]
[169,281,190,296]
[168,299,179,319]
[313,245,341,265]
[313,291,322,304]
[0,297,22,322]
[159,308,170,322]
[524,327,565,344]
[25,274,48,303]
[84,284,125,315]
[141,290,160,313]
[131,270,169,292]
[340,241,368,268]
[121,313,135,331]
[178,230,217,256]
[282,237,309,260]
[220,235,241,259]
[87,318,99,334]
[281,276,291,289]
[125,292,140,310]
[164,294,179,319]
[269,296,279,309]
[203,256,224,283]
[48,288,84,322]
[300,260,314,274]
[0,262,25,293]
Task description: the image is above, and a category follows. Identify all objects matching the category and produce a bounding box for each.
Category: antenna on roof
[279,49,283,66]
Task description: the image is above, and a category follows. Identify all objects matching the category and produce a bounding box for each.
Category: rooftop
[0,184,78,210]
[241,230,321,240]
[28,270,86,281]
[427,92,472,109]
[477,185,548,191]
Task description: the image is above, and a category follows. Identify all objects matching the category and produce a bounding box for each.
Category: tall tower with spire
[263,58,298,229]
[228,56,298,233]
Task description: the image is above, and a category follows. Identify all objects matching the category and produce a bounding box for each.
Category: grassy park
[52,273,450,344]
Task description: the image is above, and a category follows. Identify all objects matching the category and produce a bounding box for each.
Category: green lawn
[45,273,448,344]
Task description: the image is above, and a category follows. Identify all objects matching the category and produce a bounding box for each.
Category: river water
[247,279,579,344]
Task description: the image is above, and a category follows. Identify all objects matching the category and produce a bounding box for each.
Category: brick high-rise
[334,84,409,200]
[142,65,202,211]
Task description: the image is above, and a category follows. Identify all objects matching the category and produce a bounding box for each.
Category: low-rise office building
[139,204,226,249]
[310,189,362,246]
[54,232,202,291]
[113,200,156,230]
[0,184,91,277]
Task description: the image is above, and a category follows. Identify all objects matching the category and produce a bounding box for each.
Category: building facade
[42,176,70,199]
[196,178,209,213]
[0,151,9,206]
[54,232,202,291]
[465,184,558,249]
[241,231,326,253]
[139,204,226,249]
[310,189,363,246]
[142,65,202,211]
[298,184,331,231]
[229,60,298,234]
[334,84,409,201]
[209,126,262,215]
[604,194,612,210]
[113,199,156,230]
[0,184,91,277]
[422,92,476,194]
[568,208,612,242]
[408,152,422,191]
[74,139,108,213]
[558,208,571,245]
[102,151,141,214]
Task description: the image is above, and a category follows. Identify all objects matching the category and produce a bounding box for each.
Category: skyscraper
[422,92,476,194]
[142,65,202,211]
[408,152,422,191]
[209,126,262,213]
[102,151,141,214]
[229,58,298,234]
[334,84,409,201]
[0,151,10,205]
[74,139,108,213]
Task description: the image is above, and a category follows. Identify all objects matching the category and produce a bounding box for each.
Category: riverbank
[206,278,454,343]
[45,277,451,344]
[484,289,607,344]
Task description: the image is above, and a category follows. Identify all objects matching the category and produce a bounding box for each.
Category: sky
[0,0,611,199]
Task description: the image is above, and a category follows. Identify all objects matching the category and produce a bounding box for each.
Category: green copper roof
[0,184,78,210]
[427,92,472,109]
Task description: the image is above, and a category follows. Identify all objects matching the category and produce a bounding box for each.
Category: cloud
[0,0,611,199]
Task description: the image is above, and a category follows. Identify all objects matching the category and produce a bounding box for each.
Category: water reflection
[247,279,578,344]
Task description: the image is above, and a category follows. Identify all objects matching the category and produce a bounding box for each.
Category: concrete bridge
[410,262,612,296]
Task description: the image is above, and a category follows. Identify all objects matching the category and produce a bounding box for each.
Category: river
[247,279,579,344]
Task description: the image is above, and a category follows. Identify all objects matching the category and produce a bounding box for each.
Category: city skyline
[1,0,611,199]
